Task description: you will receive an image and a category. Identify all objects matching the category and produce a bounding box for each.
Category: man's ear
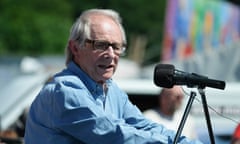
[68,40,79,55]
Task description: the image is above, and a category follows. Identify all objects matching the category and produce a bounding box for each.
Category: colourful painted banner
[162,0,240,61]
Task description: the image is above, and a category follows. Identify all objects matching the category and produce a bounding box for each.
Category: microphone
[154,64,226,90]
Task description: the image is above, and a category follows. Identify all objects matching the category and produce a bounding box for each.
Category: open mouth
[98,64,114,70]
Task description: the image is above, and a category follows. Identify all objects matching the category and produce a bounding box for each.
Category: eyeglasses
[85,39,126,55]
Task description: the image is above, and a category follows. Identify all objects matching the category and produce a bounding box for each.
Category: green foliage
[110,0,166,35]
[0,0,167,64]
[0,0,72,56]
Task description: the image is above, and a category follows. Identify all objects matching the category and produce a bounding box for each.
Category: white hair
[65,9,127,65]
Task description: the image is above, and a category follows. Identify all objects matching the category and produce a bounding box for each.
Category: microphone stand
[173,87,215,144]
[198,88,215,144]
[173,91,196,144]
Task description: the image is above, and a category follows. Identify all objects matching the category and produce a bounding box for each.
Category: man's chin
[102,73,113,80]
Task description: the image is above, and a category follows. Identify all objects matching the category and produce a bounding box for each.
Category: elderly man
[24,9,202,144]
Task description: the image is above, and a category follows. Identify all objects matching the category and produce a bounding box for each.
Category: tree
[0,0,167,65]
[0,0,72,55]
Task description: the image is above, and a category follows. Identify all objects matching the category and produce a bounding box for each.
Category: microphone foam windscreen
[153,64,175,88]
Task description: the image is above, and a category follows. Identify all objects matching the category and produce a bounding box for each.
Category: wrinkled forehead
[89,15,123,42]
[88,13,117,27]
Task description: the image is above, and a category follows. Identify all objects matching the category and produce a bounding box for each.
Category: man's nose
[104,46,115,58]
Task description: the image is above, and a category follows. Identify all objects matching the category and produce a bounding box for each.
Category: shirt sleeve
[119,93,202,144]
[50,82,202,144]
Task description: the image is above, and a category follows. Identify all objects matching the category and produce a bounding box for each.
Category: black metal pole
[173,91,197,144]
[198,88,215,144]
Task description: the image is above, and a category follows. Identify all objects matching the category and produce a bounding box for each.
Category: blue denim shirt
[24,61,202,144]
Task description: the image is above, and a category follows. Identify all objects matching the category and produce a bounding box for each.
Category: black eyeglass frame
[85,39,126,56]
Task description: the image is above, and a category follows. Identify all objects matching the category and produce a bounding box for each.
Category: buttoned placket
[95,84,107,110]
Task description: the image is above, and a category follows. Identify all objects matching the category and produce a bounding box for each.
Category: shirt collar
[67,61,112,95]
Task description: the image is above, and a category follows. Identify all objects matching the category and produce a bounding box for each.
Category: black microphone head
[154,64,175,88]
